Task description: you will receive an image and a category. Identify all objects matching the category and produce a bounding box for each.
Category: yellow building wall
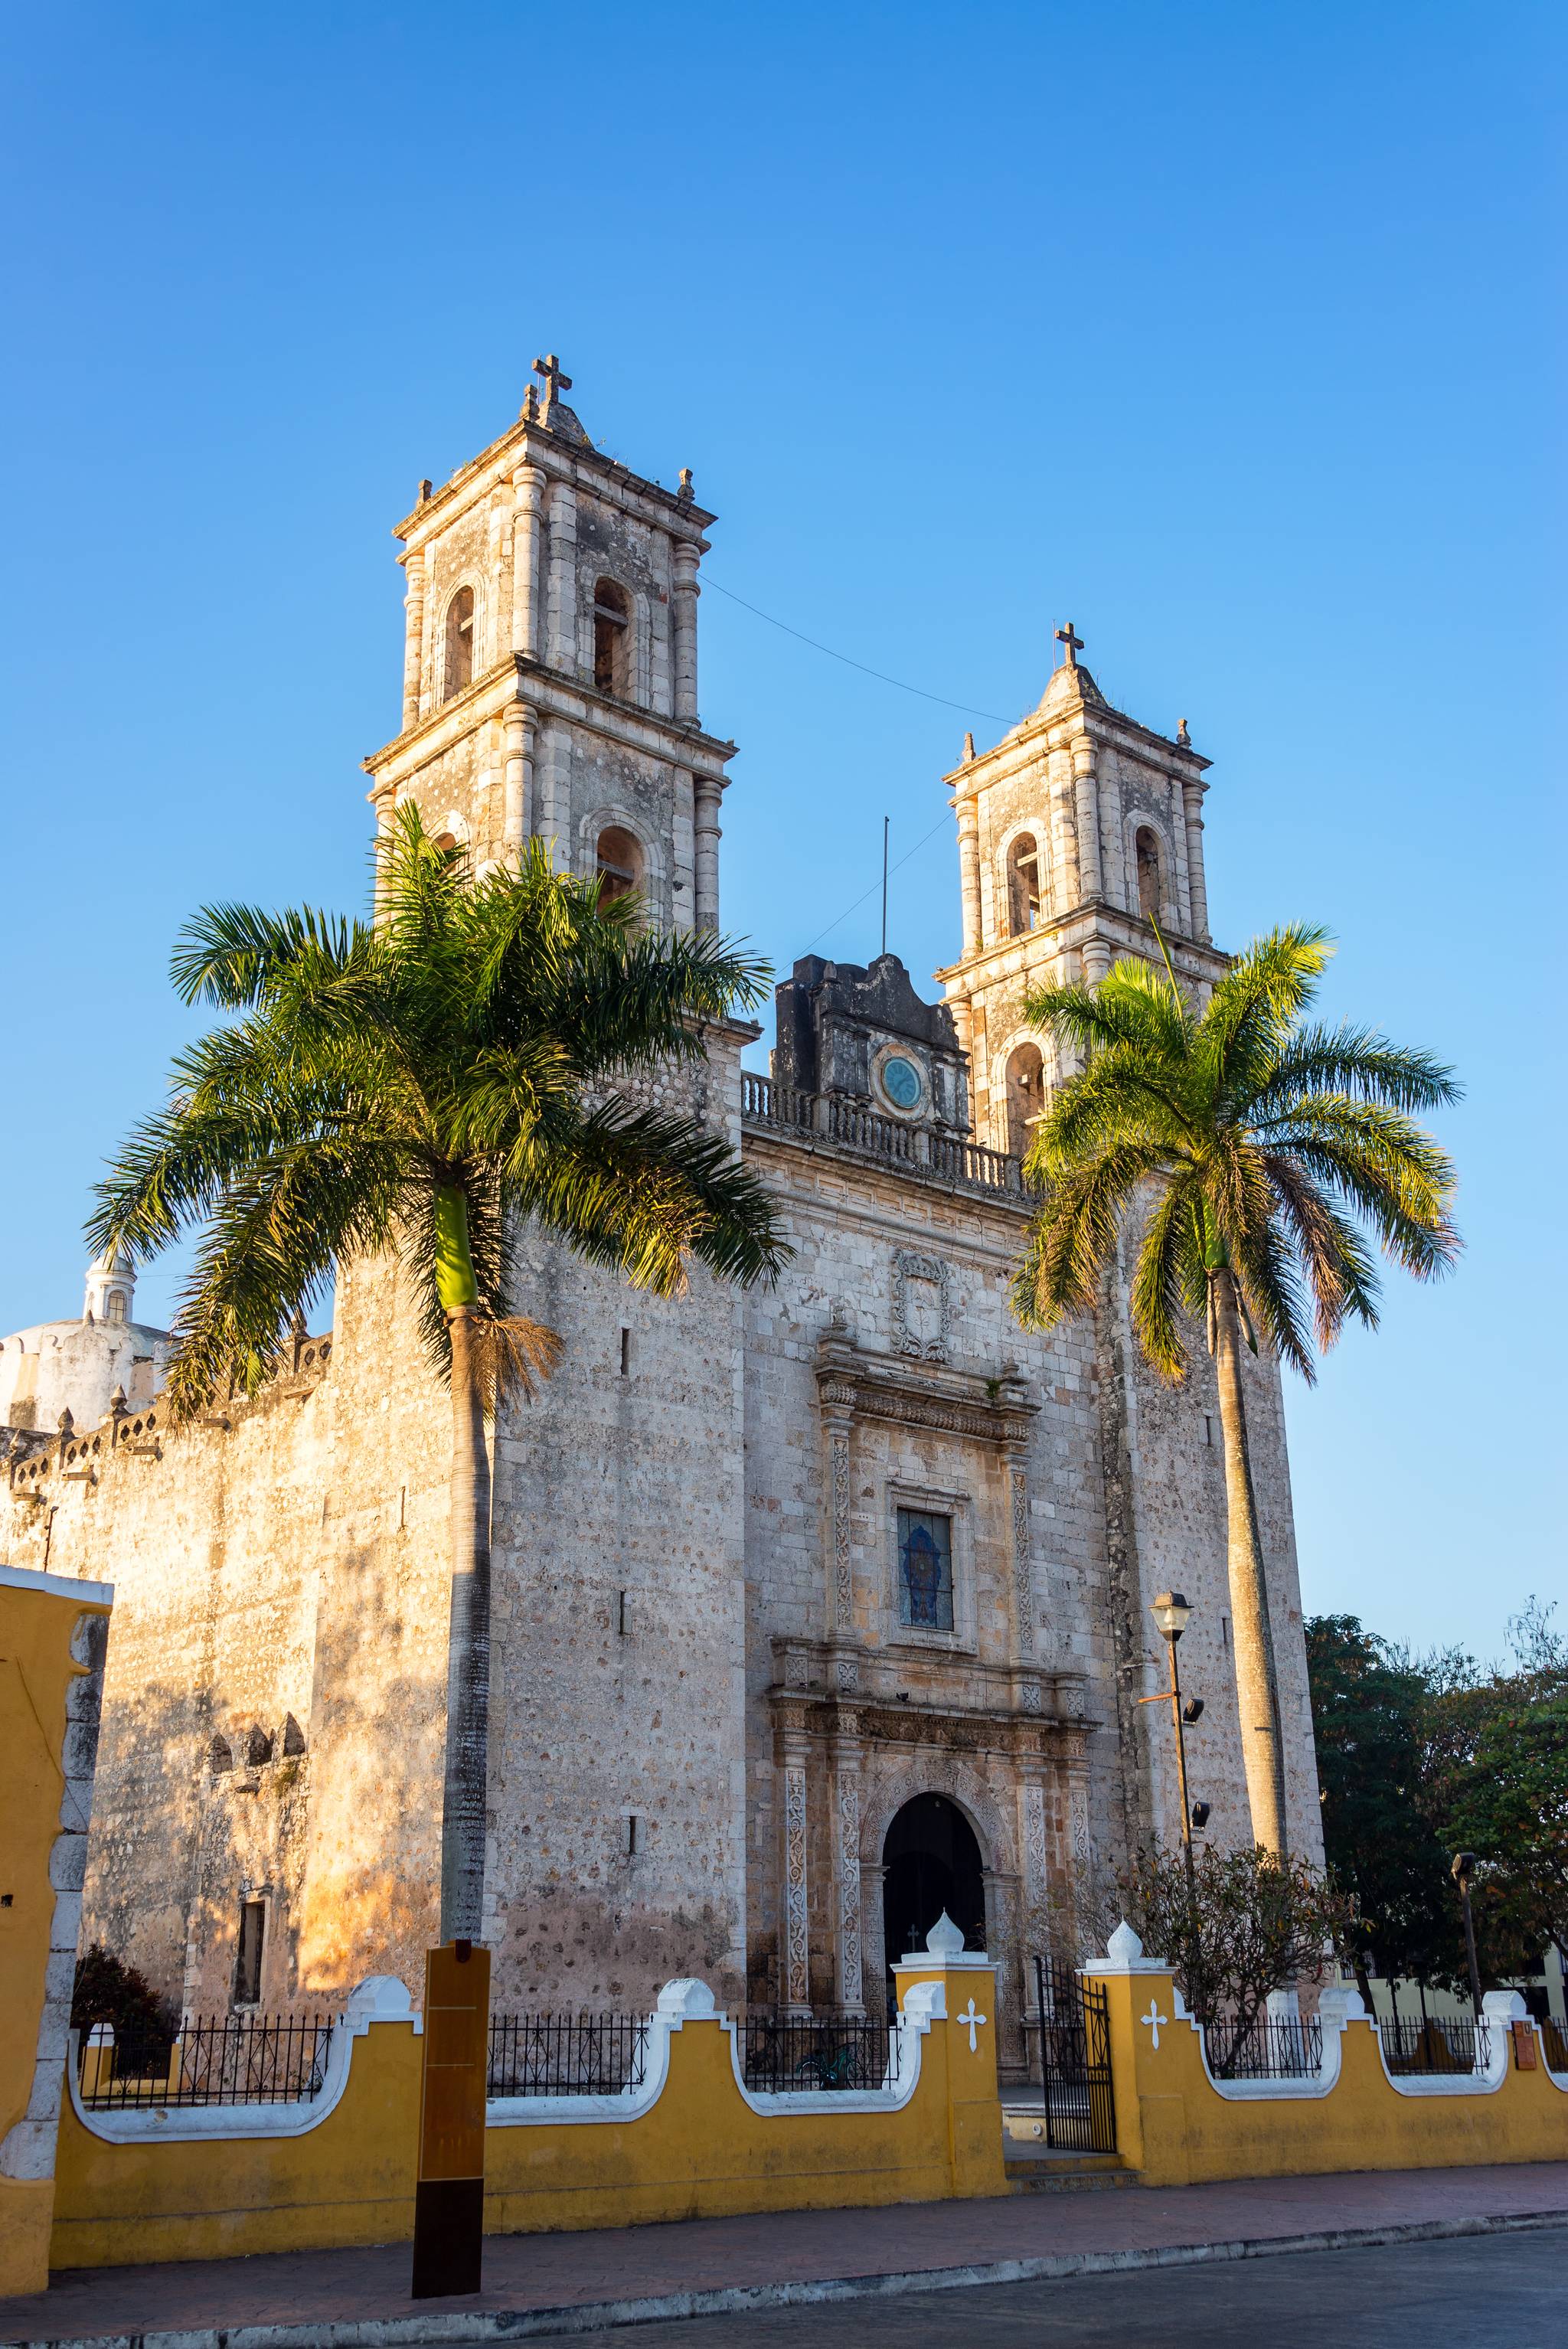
[1090,1962,1568,2187]
[0,1567,113,2297]
[51,1966,1007,2271]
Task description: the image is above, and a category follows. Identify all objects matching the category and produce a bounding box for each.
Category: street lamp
[1141,1591,1202,1901]
[1452,1851,1484,2021]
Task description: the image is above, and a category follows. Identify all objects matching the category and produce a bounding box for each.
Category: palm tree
[88,806,787,1940]
[1011,923,1459,1858]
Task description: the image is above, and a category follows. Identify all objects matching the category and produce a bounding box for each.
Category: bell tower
[936,626,1224,1155]
[363,358,734,936]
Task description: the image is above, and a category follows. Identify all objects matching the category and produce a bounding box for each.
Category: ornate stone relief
[783,1763,809,2009]
[892,1250,950,1363]
[830,1431,853,1630]
[835,1775,864,2009]
[1009,1465,1034,1660]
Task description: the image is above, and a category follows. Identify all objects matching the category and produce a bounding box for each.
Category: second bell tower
[936,626,1224,1157]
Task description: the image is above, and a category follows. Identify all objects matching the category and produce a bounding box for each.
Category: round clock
[879,1054,924,1112]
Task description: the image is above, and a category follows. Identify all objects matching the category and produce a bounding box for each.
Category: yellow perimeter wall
[1086,1954,1568,2187]
[50,1961,1006,2272]
[0,1565,114,2298]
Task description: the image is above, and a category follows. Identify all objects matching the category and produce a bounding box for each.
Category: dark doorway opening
[880,1793,986,2008]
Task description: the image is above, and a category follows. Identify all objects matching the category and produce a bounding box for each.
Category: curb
[5,2209,1566,2348]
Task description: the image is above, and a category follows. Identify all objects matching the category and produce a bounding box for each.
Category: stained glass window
[897,1508,953,1632]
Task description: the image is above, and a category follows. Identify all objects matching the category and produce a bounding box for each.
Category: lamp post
[1452,1851,1483,2021]
[1142,1591,1200,1904]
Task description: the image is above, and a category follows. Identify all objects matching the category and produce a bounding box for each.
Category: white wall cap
[900,1980,947,2022]
[896,1949,995,1970]
[1085,1919,1171,1976]
[345,1975,414,2034]
[925,1910,965,1956]
[0,1562,115,1607]
[1483,1988,1529,2024]
[657,1978,717,2018]
[1319,1985,1368,2022]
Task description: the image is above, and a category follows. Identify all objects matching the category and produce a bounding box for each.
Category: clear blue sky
[2,3,1561,1655]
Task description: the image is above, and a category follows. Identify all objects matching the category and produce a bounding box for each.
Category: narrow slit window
[1135,825,1163,923]
[234,1900,265,2007]
[593,578,630,696]
[1006,833,1042,935]
[444,586,475,700]
[619,1328,632,1376]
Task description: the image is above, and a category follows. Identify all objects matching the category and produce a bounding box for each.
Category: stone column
[545,479,578,672]
[952,792,982,956]
[831,1728,865,2016]
[694,774,722,931]
[1073,741,1103,903]
[672,539,701,720]
[401,552,426,733]
[511,465,544,658]
[536,720,570,869]
[1182,777,1210,943]
[780,1730,812,2015]
[501,704,535,862]
[672,766,696,932]
[371,785,397,916]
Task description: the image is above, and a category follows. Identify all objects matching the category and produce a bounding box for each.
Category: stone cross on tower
[532,353,573,403]
[1054,620,1085,669]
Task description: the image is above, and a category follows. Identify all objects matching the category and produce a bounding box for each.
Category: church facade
[2,366,1323,2053]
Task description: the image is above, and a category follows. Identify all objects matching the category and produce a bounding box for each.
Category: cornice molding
[815,1333,1038,1450]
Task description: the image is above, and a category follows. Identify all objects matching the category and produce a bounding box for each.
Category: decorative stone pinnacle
[926,1909,965,1956]
[1178,717,1191,747]
[1106,1919,1144,1964]
[677,467,694,504]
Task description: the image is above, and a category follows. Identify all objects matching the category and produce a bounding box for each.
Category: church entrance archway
[880,1793,986,1999]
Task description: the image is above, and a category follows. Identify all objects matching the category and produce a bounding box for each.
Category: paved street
[526,2230,1568,2347]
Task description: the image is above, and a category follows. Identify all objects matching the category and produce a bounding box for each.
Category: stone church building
[2,364,1323,2050]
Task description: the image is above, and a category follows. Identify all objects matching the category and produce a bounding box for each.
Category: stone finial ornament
[926,1909,965,1956]
[1178,717,1192,747]
[962,730,975,762]
[677,467,694,504]
[1106,1919,1145,1965]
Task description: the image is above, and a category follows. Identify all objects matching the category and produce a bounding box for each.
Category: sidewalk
[4,2164,1566,2347]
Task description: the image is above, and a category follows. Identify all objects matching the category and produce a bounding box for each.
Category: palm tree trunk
[1211,1266,1289,1858]
[439,1302,492,1942]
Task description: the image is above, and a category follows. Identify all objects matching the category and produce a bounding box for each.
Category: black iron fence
[1026,1957,1116,2153]
[77,2014,335,2109]
[1378,2017,1491,2076]
[1205,2014,1325,2080]
[487,2013,649,2099]
[737,2014,894,2095]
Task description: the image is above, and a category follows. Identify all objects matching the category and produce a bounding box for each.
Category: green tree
[1012,925,1459,1855]
[1305,1614,1458,1995]
[89,809,788,1939]
[1422,1599,1568,1980]
[72,1944,178,2076]
[1121,1843,1360,2075]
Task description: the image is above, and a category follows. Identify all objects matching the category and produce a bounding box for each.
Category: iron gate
[1030,1955,1116,2153]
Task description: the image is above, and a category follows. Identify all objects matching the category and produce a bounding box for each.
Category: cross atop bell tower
[934,638,1222,1155]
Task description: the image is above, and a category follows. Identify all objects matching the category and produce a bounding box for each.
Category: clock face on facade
[879,1054,924,1112]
